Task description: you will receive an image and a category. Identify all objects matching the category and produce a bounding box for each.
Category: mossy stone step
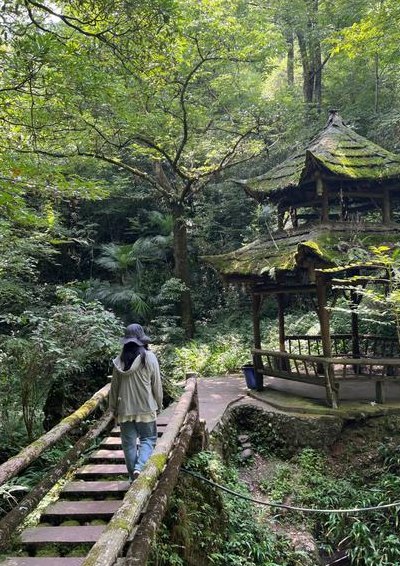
[2,558,84,566]
[61,481,129,498]
[20,526,104,546]
[88,450,125,463]
[42,500,122,521]
[74,465,127,479]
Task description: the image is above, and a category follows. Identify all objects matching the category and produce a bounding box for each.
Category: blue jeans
[120,420,157,480]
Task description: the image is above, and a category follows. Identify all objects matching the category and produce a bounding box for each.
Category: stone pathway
[196,374,400,431]
[198,375,251,432]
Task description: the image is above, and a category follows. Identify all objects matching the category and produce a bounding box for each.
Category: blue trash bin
[242,365,257,389]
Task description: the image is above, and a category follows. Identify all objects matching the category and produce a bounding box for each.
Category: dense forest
[2,1,400,564]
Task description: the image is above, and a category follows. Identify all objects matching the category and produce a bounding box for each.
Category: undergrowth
[259,445,400,566]
[150,451,313,566]
[160,302,359,381]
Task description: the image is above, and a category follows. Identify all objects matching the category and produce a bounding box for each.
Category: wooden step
[2,559,84,566]
[99,437,122,449]
[42,500,122,521]
[88,450,125,463]
[112,421,169,433]
[74,464,127,479]
[100,430,163,449]
[62,481,129,498]
[21,526,104,546]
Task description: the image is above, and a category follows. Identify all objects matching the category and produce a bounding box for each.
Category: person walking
[109,323,163,482]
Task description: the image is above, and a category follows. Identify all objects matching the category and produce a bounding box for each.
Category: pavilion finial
[327,109,344,127]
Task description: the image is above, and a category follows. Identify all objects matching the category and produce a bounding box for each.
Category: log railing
[0,383,111,488]
[0,383,112,550]
[0,411,114,549]
[253,348,400,407]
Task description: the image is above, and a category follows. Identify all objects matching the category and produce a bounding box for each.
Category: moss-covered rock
[36,544,60,557]
[60,520,80,527]
[214,403,343,460]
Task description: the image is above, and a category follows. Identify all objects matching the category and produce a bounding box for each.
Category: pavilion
[204,111,400,408]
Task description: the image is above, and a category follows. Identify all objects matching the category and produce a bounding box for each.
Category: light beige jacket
[109,351,163,418]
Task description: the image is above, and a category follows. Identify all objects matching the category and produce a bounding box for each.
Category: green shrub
[0,286,122,440]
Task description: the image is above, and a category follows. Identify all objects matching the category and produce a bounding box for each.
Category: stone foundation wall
[212,402,344,459]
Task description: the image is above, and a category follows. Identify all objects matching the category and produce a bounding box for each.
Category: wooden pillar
[350,290,360,373]
[383,187,391,224]
[316,273,338,408]
[278,207,284,231]
[316,174,329,223]
[252,293,262,349]
[277,293,289,372]
[375,380,385,404]
[252,293,264,390]
[321,184,329,223]
[316,275,331,357]
[350,290,360,357]
[277,293,286,352]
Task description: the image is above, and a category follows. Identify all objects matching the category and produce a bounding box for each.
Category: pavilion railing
[285,334,400,358]
[252,348,400,407]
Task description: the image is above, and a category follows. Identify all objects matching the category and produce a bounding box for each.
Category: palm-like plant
[92,280,150,316]
[93,237,168,318]
[128,211,173,254]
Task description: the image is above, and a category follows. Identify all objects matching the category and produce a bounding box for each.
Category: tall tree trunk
[172,204,194,339]
[154,163,195,339]
[314,39,322,110]
[297,31,313,103]
[296,0,322,107]
[285,30,294,86]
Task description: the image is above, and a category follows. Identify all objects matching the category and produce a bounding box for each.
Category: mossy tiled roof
[237,112,400,200]
[203,226,400,279]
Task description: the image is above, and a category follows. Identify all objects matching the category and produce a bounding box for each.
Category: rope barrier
[180,468,400,515]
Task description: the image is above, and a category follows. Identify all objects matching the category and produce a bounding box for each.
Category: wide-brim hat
[121,323,151,346]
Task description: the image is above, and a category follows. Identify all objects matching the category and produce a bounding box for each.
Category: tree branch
[10,147,174,201]
[25,0,115,38]
[196,128,256,180]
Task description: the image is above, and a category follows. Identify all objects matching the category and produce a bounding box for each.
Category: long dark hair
[121,342,148,371]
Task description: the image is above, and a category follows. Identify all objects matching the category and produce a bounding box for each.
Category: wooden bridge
[0,375,204,566]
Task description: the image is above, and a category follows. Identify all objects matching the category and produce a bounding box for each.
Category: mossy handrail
[0,410,114,550]
[0,383,110,487]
